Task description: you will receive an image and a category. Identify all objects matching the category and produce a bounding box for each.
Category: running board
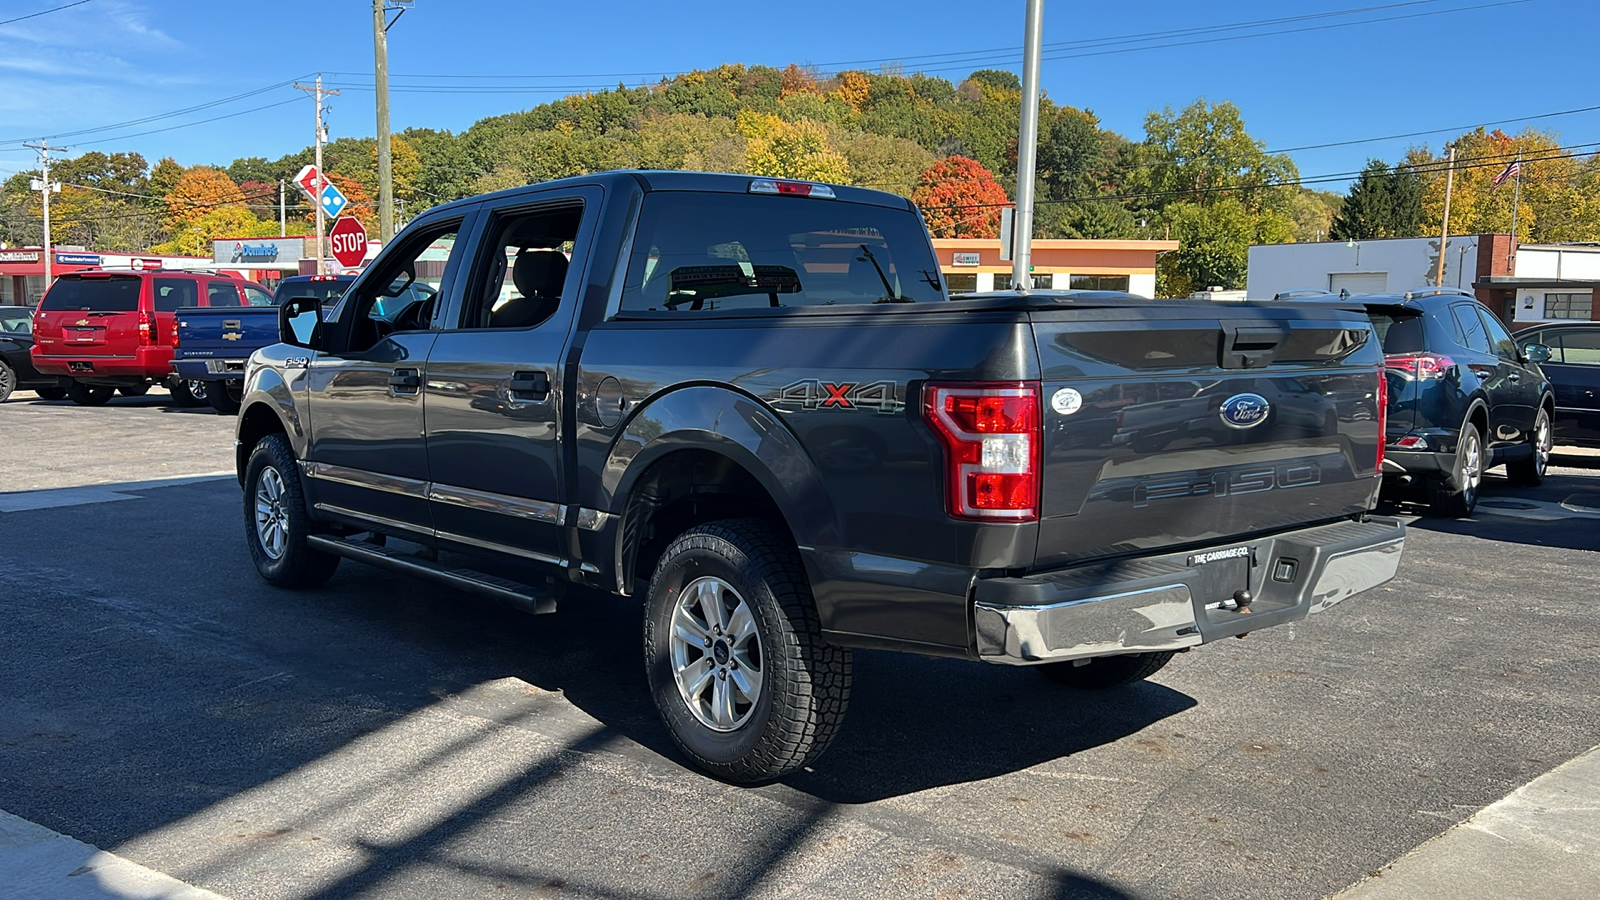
[307,534,558,615]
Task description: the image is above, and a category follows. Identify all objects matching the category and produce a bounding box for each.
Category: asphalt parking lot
[2,389,1599,900]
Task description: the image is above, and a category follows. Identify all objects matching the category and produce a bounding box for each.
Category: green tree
[1142,99,1296,210]
[1329,160,1421,240]
[1158,198,1293,296]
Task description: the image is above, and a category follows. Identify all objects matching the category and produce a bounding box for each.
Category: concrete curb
[1334,743,1600,899]
[0,811,229,900]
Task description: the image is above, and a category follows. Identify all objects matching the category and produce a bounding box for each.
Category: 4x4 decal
[777,379,901,415]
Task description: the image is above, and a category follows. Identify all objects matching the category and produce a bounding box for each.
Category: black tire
[65,381,115,406]
[643,519,852,784]
[33,385,67,401]
[1037,651,1176,689]
[0,360,14,402]
[1506,405,1552,487]
[208,380,242,415]
[1428,423,1484,518]
[242,433,340,588]
[118,384,150,397]
[169,379,208,407]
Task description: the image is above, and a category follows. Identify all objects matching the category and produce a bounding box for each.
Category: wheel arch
[602,385,840,595]
[235,367,306,486]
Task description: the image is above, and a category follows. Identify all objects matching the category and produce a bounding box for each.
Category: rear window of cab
[617,193,947,314]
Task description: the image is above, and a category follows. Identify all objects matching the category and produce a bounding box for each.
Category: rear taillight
[923,382,1040,521]
[138,309,154,344]
[171,318,181,347]
[1385,353,1454,380]
[1375,369,1388,472]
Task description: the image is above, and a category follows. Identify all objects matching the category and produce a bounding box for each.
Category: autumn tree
[737,111,850,183]
[1408,127,1600,243]
[913,155,1009,238]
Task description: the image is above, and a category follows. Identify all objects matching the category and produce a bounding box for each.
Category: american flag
[1492,158,1521,188]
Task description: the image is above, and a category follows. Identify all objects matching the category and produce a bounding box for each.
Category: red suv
[31,268,272,406]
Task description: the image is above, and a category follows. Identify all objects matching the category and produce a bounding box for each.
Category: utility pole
[1507,153,1522,271]
[24,140,61,291]
[373,1,412,243]
[1011,0,1045,293]
[279,179,287,237]
[1434,143,1456,287]
[294,75,339,274]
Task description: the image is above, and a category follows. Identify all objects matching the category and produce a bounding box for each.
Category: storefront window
[1544,293,1592,320]
[25,276,46,305]
[1070,274,1132,292]
[944,273,978,294]
[0,276,14,306]
[994,273,1052,291]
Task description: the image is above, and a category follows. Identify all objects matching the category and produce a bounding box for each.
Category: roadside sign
[319,182,349,219]
[329,217,368,269]
[293,164,321,200]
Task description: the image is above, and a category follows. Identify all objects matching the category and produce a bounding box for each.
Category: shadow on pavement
[1399,468,1600,553]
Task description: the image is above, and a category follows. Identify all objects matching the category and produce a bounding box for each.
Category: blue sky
[0,0,1594,192]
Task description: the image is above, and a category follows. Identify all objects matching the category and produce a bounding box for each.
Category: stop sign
[329,217,368,269]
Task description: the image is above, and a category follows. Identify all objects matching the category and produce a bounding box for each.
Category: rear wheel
[118,384,150,397]
[169,378,208,407]
[1506,406,1552,487]
[208,380,242,415]
[643,519,852,784]
[1428,424,1483,518]
[1037,652,1175,689]
[33,385,67,401]
[243,434,340,588]
[65,381,115,406]
[0,360,15,402]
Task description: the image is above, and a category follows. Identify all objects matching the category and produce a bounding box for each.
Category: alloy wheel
[669,576,765,732]
[1534,413,1551,476]
[1460,431,1483,504]
[254,466,290,560]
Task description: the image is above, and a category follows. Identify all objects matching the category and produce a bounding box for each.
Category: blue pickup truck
[172,275,353,413]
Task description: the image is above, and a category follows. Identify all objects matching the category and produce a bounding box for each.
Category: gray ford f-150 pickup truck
[236,170,1405,783]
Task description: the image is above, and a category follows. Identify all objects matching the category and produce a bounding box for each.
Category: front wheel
[1037,651,1176,689]
[243,434,340,588]
[169,379,208,407]
[1506,406,1552,487]
[643,519,852,784]
[65,381,115,406]
[1428,424,1483,518]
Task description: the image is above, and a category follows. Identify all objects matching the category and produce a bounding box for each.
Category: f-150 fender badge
[285,357,309,369]
[1220,393,1270,429]
[1050,388,1083,415]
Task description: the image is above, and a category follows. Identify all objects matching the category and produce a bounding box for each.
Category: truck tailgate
[1031,305,1383,568]
[176,307,278,361]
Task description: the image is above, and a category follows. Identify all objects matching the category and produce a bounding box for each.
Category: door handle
[389,368,420,392]
[508,370,550,399]
[1508,372,1522,382]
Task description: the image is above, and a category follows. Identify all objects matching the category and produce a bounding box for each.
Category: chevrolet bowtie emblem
[223,332,242,341]
[76,319,89,326]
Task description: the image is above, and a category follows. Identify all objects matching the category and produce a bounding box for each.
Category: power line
[72,98,304,147]
[0,76,310,146]
[0,0,94,29]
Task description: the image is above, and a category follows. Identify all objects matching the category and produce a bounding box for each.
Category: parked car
[237,171,1404,783]
[1277,287,1555,516]
[172,274,352,414]
[1514,321,1600,448]
[30,268,271,406]
[0,307,66,401]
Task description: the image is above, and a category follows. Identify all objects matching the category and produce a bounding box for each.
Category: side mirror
[1521,342,1552,364]
[279,296,323,349]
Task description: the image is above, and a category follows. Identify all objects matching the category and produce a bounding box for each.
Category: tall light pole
[374,0,413,244]
[1011,0,1045,293]
[24,140,61,291]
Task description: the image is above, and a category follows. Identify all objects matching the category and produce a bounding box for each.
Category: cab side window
[459,203,582,330]
[1476,308,1519,361]
[242,284,275,307]
[152,277,198,312]
[1450,304,1492,354]
[342,221,461,352]
[206,280,243,308]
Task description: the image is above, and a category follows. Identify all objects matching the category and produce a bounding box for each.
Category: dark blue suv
[1282,287,1555,516]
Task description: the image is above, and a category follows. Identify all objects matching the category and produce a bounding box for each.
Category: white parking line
[0,474,234,513]
[0,810,229,900]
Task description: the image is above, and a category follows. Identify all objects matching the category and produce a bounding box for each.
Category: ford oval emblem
[1220,393,1270,429]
